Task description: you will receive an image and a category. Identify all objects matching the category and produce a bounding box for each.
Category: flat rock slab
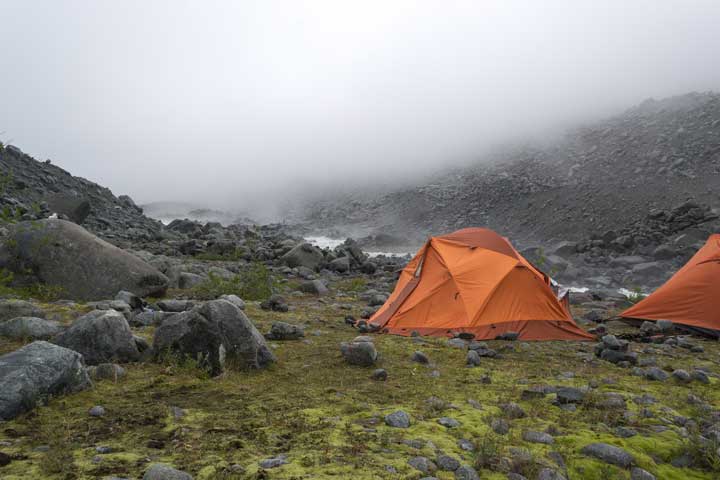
[0,341,91,420]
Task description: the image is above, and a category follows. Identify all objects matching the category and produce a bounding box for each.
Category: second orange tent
[369,228,593,341]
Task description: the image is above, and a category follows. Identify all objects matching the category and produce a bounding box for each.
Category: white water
[304,236,411,258]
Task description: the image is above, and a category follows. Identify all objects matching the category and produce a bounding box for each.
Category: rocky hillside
[301,91,720,250]
[0,144,164,246]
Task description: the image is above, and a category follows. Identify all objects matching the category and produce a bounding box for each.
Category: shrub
[190,262,274,301]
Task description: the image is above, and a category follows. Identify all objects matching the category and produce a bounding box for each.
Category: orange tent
[622,234,720,337]
[368,228,593,341]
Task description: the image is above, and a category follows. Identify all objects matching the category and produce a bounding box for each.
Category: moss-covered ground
[0,286,718,479]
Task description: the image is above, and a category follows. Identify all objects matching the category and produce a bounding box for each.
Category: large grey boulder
[54,310,140,365]
[0,299,45,322]
[153,299,275,375]
[45,192,91,224]
[0,341,92,420]
[280,243,324,269]
[0,317,62,340]
[0,219,169,301]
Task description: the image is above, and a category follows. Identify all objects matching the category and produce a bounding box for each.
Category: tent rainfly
[622,234,720,338]
[368,228,593,341]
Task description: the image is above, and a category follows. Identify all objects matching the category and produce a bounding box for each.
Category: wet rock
[0,341,92,420]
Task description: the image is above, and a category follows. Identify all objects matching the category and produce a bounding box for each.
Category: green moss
[0,297,718,478]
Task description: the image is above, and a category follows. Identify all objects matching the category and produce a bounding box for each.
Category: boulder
[0,220,168,300]
[219,294,245,310]
[299,279,329,296]
[0,317,62,340]
[153,299,275,375]
[329,256,351,273]
[0,299,45,322]
[54,310,140,365]
[280,243,324,270]
[0,341,92,420]
[45,192,91,224]
[115,290,143,310]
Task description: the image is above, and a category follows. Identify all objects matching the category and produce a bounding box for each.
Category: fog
[1,1,719,218]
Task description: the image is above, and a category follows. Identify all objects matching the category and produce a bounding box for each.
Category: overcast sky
[1,0,719,214]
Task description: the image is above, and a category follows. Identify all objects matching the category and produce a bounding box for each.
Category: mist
[1,0,719,219]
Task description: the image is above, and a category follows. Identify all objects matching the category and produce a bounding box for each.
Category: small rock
[412,351,430,364]
[457,439,474,451]
[644,367,669,382]
[371,369,388,381]
[581,443,634,468]
[672,369,691,383]
[491,418,510,435]
[466,350,481,366]
[385,410,411,428]
[143,463,193,480]
[408,456,436,474]
[500,402,526,419]
[436,454,460,471]
[691,370,710,384]
[454,465,481,480]
[88,405,106,417]
[523,430,554,444]
[438,417,460,428]
[631,467,656,480]
[340,340,377,367]
[265,321,305,340]
[259,455,288,469]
